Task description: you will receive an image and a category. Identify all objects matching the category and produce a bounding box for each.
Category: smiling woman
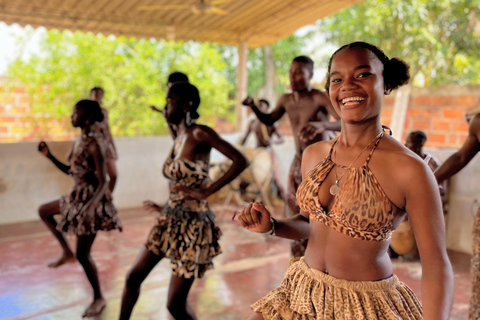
[237,42,453,320]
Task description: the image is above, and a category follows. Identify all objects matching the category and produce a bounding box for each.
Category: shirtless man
[240,99,284,148]
[435,111,480,320]
[243,56,340,257]
[240,99,285,200]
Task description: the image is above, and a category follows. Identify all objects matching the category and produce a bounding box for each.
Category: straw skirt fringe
[252,258,422,320]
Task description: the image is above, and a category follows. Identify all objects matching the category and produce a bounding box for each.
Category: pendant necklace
[330,131,383,196]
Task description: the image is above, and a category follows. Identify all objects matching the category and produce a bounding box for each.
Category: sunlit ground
[0,206,471,320]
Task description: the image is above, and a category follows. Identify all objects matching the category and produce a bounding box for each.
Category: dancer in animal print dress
[119,82,249,320]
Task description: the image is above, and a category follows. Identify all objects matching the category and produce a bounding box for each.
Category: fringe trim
[252,258,422,320]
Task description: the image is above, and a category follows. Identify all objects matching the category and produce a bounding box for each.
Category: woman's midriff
[303,220,393,281]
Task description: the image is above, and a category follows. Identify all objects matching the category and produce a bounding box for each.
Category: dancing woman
[38,99,122,317]
[119,82,249,320]
[237,42,453,319]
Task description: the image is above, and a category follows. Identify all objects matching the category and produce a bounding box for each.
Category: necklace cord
[333,131,384,186]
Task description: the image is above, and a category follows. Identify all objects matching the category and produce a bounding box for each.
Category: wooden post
[264,45,276,107]
[236,42,248,131]
[389,84,412,141]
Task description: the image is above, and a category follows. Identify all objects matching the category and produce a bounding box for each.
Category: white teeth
[341,96,365,104]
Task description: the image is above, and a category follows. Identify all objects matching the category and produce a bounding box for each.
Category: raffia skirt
[252,258,423,320]
[145,205,222,279]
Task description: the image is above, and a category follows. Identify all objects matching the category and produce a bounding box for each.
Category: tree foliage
[318,0,480,86]
[217,34,312,99]
[8,29,234,136]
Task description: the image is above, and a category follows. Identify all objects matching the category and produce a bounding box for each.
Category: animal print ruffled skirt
[469,208,480,320]
[252,257,423,319]
[57,182,122,236]
[146,204,222,279]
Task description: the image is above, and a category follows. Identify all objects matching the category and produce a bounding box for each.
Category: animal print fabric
[57,135,122,235]
[145,146,222,279]
[286,155,308,257]
[252,258,423,319]
[296,133,395,241]
[469,208,480,320]
[92,108,117,160]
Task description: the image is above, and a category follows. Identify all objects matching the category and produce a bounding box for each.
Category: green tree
[317,0,480,86]
[8,29,234,137]
[217,34,312,99]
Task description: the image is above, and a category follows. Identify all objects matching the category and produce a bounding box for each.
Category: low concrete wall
[0,136,477,254]
[427,148,480,254]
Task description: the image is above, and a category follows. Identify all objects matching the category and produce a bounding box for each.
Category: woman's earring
[186,111,192,126]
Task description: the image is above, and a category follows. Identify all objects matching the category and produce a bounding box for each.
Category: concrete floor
[0,206,472,320]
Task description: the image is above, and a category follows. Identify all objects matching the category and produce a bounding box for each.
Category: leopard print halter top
[296,132,395,241]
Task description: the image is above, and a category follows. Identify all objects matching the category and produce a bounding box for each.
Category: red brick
[383,97,395,107]
[432,120,451,131]
[382,108,392,118]
[0,96,15,104]
[10,106,27,114]
[414,96,434,106]
[407,109,421,117]
[0,116,16,122]
[13,87,26,94]
[453,120,469,132]
[444,109,464,119]
[11,126,28,134]
[433,96,453,107]
[18,96,30,104]
[454,95,476,108]
[458,133,468,144]
[412,120,430,130]
[447,133,457,145]
[429,133,446,144]
[424,108,445,118]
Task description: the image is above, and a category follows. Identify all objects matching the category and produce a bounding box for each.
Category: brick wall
[381,85,480,148]
[0,78,77,143]
[1,78,479,148]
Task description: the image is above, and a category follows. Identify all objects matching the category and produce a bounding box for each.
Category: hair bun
[385,58,411,90]
[190,110,200,120]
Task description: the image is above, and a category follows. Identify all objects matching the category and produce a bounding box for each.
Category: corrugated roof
[0,0,362,47]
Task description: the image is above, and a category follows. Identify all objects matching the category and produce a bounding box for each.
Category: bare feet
[82,298,106,318]
[48,254,76,268]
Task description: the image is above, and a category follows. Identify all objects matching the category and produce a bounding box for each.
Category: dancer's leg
[166,274,197,320]
[38,199,75,267]
[119,247,163,320]
[76,234,106,317]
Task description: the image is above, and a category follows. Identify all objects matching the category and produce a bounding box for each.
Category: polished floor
[0,206,472,320]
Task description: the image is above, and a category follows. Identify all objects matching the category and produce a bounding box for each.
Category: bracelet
[269,217,278,236]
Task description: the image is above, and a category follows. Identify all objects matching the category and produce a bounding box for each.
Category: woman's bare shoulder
[302,139,336,173]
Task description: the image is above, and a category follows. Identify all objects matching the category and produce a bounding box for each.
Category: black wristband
[269,217,278,236]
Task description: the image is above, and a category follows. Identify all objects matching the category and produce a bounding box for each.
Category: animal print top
[163,145,211,213]
[296,132,395,241]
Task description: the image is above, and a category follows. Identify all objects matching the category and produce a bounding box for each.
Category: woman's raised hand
[142,200,163,213]
[237,202,272,233]
[170,185,208,200]
[38,141,51,157]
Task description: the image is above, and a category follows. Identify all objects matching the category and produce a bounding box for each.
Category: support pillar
[389,84,412,141]
[235,42,248,131]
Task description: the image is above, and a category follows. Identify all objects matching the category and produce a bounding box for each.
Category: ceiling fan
[137,0,232,15]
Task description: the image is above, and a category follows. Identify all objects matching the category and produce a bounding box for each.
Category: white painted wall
[0,134,295,224]
[426,148,480,254]
[0,137,477,255]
